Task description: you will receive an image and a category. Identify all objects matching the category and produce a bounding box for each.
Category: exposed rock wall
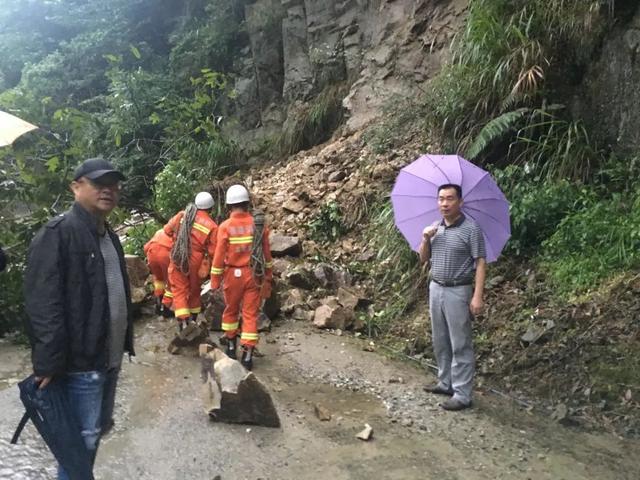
[572,4,640,155]
[233,0,468,139]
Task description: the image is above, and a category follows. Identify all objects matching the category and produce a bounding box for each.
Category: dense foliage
[0,0,252,334]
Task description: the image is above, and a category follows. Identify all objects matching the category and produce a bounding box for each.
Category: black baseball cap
[73,158,126,182]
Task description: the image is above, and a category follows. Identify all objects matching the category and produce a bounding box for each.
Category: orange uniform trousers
[168,251,205,320]
[222,266,261,347]
[146,243,173,307]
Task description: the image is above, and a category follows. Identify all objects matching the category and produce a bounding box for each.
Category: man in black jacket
[24,158,134,480]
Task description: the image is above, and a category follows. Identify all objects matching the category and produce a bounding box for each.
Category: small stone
[356,423,373,441]
[314,404,332,421]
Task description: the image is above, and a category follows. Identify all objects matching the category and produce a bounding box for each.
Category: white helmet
[226,184,250,205]
[194,191,214,209]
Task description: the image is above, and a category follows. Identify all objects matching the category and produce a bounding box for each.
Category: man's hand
[422,225,437,240]
[35,376,52,389]
[470,296,484,316]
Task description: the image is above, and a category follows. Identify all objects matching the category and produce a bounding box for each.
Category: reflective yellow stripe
[189,307,201,314]
[265,262,273,268]
[211,267,224,275]
[192,222,211,235]
[153,281,165,289]
[222,322,239,331]
[241,332,259,340]
[175,308,190,317]
[229,236,253,244]
[163,290,173,298]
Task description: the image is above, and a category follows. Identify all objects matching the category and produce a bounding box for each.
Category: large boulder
[262,279,283,319]
[125,255,149,306]
[201,282,226,331]
[313,263,336,288]
[201,346,280,428]
[313,304,354,330]
[125,254,149,288]
[281,288,308,313]
[337,287,359,310]
[285,266,317,290]
[270,234,303,257]
[168,322,210,354]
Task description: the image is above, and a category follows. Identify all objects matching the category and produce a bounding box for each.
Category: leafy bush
[542,190,640,295]
[0,209,53,336]
[307,201,347,243]
[153,159,205,218]
[427,0,613,178]
[122,219,161,257]
[492,165,591,255]
[362,202,427,334]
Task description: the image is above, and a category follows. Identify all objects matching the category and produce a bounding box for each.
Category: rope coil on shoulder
[171,204,197,274]
[250,210,266,286]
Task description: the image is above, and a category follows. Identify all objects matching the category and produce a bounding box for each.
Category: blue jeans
[57,368,120,480]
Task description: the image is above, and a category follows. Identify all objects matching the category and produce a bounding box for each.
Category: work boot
[154,296,162,316]
[225,336,237,359]
[240,346,253,371]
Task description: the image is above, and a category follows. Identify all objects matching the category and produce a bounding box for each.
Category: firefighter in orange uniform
[166,192,218,330]
[210,184,273,370]
[143,228,174,316]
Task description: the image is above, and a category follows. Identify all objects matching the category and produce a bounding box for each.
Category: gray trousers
[428,281,475,404]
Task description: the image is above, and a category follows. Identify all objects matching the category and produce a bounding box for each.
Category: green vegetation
[121,219,162,257]
[364,203,427,335]
[0,0,290,335]
[307,201,347,244]
[277,83,348,156]
[542,187,640,295]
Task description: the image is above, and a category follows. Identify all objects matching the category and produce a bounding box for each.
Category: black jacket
[0,245,5,272]
[24,203,135,377]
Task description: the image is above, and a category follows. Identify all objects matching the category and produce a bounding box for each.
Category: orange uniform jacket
[164,210,217,259]
[210,211,272,288]
[144,228,173,254]
[210,211,273,346]
[143,228,174,299]
[165,209,217,319]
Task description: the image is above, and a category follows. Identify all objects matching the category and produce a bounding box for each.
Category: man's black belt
[431,277,473,287]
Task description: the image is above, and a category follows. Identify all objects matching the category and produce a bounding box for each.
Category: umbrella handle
[10,411,30,444]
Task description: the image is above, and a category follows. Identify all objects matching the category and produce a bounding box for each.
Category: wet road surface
[1,317,639,480]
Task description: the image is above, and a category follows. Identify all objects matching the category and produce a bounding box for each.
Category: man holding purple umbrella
[419,183,486,411]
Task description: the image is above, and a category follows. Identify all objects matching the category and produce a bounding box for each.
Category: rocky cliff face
[573,4,640,155]
[232,0,467,142]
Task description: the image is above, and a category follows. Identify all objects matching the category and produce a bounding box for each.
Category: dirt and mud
[1,314,639,480]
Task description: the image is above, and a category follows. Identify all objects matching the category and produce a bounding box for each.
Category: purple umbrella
[391,154,510,262]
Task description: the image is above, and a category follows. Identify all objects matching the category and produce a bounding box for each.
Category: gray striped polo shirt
[429,214,486,283]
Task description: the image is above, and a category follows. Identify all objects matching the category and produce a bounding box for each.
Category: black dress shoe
[423,384,454,396]
[440,398,472,411]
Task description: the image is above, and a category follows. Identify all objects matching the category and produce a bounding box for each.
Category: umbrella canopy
[0,110,38,147]
[13,375,95,480]
[391,154,510,262]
